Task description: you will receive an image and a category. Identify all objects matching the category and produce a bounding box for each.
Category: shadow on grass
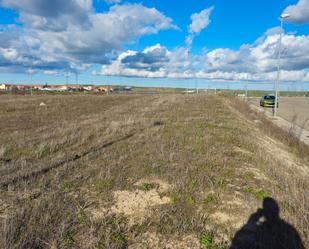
[230,197,305,249]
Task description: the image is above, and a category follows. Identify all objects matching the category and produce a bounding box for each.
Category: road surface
[249,97,309,131]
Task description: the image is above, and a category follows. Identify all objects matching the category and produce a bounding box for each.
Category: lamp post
[65,71,69,87]
[245,73,249,99]
[274,13,290,117]
[188,49,198,94]
[29,68,33,96]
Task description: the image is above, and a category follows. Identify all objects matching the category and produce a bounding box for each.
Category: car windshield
[264,96,275,100]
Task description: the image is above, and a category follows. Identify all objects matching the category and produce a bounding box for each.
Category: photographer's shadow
[230,197,305,249]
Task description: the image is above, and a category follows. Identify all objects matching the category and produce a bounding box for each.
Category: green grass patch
[95,180,112,192]
[243,186,270,200]
[76,210,87,225]
[186,196,196,205]
[203,193,219,204]
[200,231,226,249]
[138,182,157,191]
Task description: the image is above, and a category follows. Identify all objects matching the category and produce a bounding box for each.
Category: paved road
[249,97,309,131]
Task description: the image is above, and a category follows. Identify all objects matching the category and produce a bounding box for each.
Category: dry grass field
[0,93,308,249]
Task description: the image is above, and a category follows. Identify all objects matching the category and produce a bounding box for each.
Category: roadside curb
[249,103,309,146]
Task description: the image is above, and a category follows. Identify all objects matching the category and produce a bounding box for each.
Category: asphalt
[249,97,309,131]
[247,97,309,146]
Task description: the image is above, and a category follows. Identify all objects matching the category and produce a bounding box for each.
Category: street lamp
[188,49,198,94]
[274,13,290,117]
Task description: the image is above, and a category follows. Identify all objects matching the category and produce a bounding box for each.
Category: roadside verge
[248,102,309,146]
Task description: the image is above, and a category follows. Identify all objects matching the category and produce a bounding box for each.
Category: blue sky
[0,0,309,88]
[133,0,307,50]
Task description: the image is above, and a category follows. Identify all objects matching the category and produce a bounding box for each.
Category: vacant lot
[249,97,309,131]
[0,94,308,249]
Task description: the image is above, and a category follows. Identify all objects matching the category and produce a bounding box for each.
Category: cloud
[186,7,214,47]
[104,0,121,4]
[1,0,309,83]
[99,28,309,82]
[1,0,91,17]
[189,7,214,34]
[0,48,19,61]
[101,45,170,78]
[100,44,194,78]
[0,1,176,73]
[2,0,92,30]
[121,44,169,71]
[201,29,309,76]
[283,0,309,24]
[196,70,309,82]
[251,32,309,72]
[43,70,59,75]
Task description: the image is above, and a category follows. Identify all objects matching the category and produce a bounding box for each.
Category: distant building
[33,85,44,90]
[67,85,80,91]
[83,85,95,91]
[97,86,106,92]
[50,85,68,91]
[0,83,17,90]
[97,86,113,92]
[16,85,31,90]
[0,84,7,90]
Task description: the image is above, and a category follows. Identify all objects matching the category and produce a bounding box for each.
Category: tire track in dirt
[0,132,139,188]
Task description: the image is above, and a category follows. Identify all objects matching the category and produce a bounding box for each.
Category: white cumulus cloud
[99,28,309,82]
[104,0,122,4]
[283,0,309,24]
[189,7,214,34]
[186,7,214,47]
[0,1,177,73]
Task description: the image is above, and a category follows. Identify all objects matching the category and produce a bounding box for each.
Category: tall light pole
[188,49,198,94]
[245,73,249,99]
[245,82,248,99]
[274,13,290,117]
[65,70,69,87]
[75,72,79,90]
[29,68,33,96]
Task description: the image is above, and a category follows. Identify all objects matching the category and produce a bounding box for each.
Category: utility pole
[195,77,198,94]
[245,83,248,99]
[29,69,33,96]
[75,72,79,90]
[66,71,69,87]
[274,13,290,117]
[245,73,248,100]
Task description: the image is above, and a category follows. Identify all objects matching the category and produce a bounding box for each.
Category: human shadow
[229,197,305,249]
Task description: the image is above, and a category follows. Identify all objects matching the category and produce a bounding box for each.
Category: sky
[1,0,309,88]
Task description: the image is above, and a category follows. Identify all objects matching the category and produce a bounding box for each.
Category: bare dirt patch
[211,212,244,230]
[88,179,172,224]
[129,232,200,249]
[111,180,171,224]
